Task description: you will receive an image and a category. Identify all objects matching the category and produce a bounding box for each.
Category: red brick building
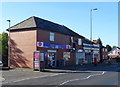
[83,39,100,65]
[92,40,108,62]
[8,16,84,68]
[7,16,107,69]
[101,46,108,60]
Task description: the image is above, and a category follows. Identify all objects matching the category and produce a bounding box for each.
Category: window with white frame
[71,37,73,43]
[102,48,104,52]
[50,32,54,41]
[78,38,82,45]
[103,55,104,59]
[105,49,107,52]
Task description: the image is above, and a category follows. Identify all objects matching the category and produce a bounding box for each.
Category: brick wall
[37,29,79,66]
[10,29,83,68]
[37,29,70,45]
[10,30,37,68]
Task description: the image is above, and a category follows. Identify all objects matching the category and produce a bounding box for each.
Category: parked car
[0,61,3,69]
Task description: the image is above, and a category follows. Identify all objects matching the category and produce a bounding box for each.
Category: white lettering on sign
[77,49,83,52]
[48,50,56,53]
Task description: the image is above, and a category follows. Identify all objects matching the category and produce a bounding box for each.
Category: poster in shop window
[33,51,44,70]
[63,52,70,61]
[34,51,40,70]
[39,53,44,61]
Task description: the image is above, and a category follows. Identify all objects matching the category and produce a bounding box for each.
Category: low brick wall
[108,55,120,58]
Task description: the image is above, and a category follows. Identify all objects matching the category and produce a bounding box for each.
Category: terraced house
[7,16,107,69]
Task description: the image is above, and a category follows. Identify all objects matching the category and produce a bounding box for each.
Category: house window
[102,48,104,52]
[78,38,82,45]
[71,37,73,43]
[105,49,107,52]
[50,32,54,41]
[103,55,104,59]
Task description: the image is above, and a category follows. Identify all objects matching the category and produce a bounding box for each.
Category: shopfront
[76,49,85,65]
[35,41,71,69]
[63,52,71,66]
[83,42,93,64]
[47,50,57,67]
[93,53,100,63]
[93,45,100,63]
[85,50,92,64]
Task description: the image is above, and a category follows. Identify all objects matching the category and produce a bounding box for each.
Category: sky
[118,2,120,47]
[0,2,118,47]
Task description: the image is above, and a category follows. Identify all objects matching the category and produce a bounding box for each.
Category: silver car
[0,61,3,68]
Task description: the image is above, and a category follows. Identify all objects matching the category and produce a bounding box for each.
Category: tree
[112,46,117,49]
[96,38,103,62]
[0,34,2,55]
[97,38,102,46]
[1,32,8,55]
[0,34,2,61]
[106,44,112,52]
[0,32,8,66]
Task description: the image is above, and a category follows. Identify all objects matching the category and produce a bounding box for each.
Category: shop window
[103,55,104,59]
[63,52,70,61]
[78,38,82,45]
[50,32,54,41]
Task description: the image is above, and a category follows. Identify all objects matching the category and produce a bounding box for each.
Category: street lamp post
[90,8,97,64]
[7,20,11,68]
[90,8,97,41]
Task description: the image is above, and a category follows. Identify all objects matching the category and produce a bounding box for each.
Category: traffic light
[72,43,76,51]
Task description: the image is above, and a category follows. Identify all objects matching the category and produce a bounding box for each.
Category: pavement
[0,76,5,82]
[48,59,118,71]
[0,70,5,82]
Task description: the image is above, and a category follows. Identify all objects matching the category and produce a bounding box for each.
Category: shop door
[76,52,85,65]
[86,54,91,64]
[48,53,56,67]
[78,59,83,65]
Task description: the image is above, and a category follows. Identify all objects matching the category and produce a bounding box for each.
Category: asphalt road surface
[2,63,120,86]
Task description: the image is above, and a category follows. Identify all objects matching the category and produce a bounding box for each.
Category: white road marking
[2,73,64,84]
[59,71,106,85]
[60,79,79,85]
[2,71,106,85]
[2,75,50,84]
[85,71,106,79]
[2,70,75,84]
[49,74,59,77]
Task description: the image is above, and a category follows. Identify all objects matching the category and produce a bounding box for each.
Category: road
[2,62,120,86]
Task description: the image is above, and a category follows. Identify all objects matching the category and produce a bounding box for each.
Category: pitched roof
[8,16,36,30]
[7,16,84,38]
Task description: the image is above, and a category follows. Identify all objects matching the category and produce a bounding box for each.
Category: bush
[2,55,8,67]
[115,57,120,62]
